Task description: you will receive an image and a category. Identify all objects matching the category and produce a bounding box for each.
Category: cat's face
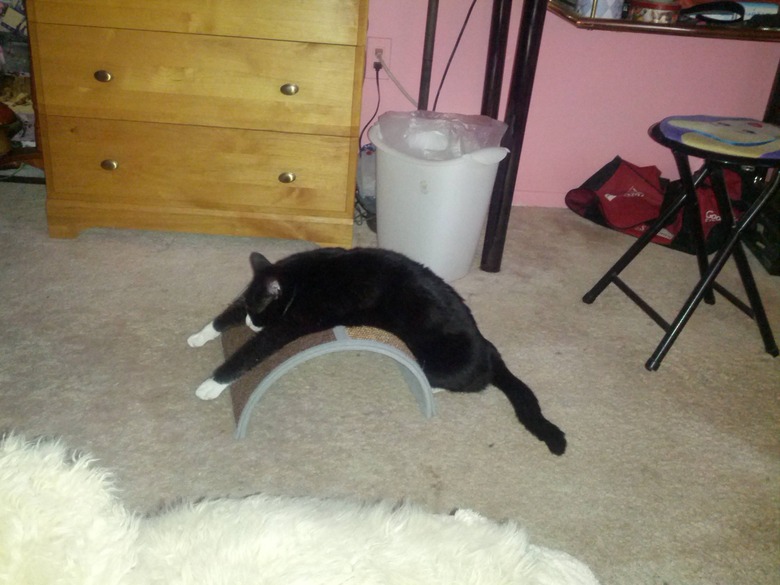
[244,252,282,330]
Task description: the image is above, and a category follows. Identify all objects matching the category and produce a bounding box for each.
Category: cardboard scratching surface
[222,326,415,426]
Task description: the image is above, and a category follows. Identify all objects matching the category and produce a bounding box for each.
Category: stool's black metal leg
[673,152,716,305]
[646,231,736,370]
[731,240,779,355]
[582,188,688,304]
[646,169,780,369]
[712,167,779,356]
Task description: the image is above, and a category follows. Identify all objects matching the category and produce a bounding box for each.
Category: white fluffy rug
[0,433,599,585]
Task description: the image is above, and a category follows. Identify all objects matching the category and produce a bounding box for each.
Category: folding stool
[583,115,780,370]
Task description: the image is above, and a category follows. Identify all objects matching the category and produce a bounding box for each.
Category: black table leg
[481,0,549,272]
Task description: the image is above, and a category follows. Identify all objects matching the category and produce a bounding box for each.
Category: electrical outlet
[366,37,391,80]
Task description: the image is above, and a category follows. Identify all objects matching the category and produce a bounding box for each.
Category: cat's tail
[490,353,567,455]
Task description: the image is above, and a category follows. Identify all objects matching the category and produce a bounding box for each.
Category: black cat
[188,248,566,455]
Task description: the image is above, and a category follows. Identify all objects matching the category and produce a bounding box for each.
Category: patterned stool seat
[657,115,780,162]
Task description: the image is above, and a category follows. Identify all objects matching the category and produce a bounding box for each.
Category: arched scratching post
[222,326,436,439]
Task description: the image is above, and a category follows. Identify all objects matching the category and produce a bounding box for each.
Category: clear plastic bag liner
[376,111,508,161]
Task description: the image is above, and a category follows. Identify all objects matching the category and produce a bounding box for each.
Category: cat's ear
[249,252,271,273]
[265,277,282,299]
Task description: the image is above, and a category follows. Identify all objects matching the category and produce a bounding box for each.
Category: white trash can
[368,111,508,282]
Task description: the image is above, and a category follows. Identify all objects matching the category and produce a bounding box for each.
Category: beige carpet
[1,183,778,585]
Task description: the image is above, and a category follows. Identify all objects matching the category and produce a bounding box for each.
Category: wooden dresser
[26,1,368,247]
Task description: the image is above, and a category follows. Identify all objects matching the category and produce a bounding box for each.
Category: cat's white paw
[245,314,262,333]
[188,322,220,348]
[195,378,229,400]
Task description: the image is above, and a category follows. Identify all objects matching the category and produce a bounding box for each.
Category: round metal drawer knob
[278,172,296,184]
[280,83,299,96]
[94,70,113,83]
[100,159,118,171]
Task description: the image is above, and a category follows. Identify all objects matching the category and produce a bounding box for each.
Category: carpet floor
[1,183,778,584]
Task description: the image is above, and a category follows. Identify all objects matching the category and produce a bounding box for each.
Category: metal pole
[481,0,549,272]
[764,57,780,124]
[418,0,439,110]
[481,0,512,119]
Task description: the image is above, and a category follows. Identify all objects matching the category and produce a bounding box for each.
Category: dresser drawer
[44,116,354,215]
[28,0,368,45]
[33,24,361,137]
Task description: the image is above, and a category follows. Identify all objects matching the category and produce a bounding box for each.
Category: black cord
[355,63,382,226]
[432,0,479,112]
[359,63,382,147]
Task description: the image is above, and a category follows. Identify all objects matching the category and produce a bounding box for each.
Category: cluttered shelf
[548,0,780,40]
[1,1,40,178]
[0,146,41,166]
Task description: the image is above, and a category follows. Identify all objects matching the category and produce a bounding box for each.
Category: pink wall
[360,0,780,207]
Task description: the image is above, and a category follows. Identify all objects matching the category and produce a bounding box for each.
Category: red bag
[565,156,741,254]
